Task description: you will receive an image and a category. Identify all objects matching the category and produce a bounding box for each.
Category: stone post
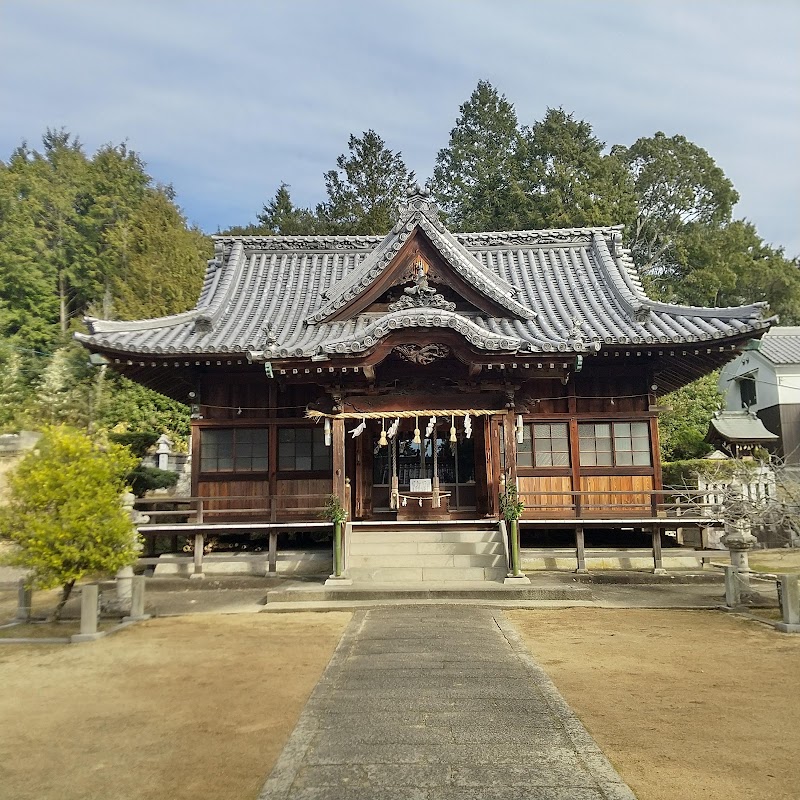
[268,532,278,574]
[72,584,103,642]
[776,574,800,633]
[16,579,32,621]
[651,525,666,575]
[575,526,588,574]
[190,532,205,579]
[723,565,741,608]
[123,576,149,622]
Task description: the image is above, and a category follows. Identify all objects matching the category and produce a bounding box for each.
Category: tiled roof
[707,410,778,443]
[76,188,773,360]
[758,327,800,365]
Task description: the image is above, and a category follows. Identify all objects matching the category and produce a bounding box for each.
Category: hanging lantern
[413,416,421,445]
[378,417,388,447]
[449,414,457,443]
[516,414,524,444]
[324,418,332,447]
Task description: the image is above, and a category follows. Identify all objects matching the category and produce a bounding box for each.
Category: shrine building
[76,186,772,576]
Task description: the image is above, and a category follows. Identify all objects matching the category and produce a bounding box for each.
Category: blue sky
[1,0,798,256]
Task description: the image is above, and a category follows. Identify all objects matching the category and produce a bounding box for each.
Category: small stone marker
[72,584,103,643]
[16,579,32,621]
[776,574,800,633]
[124,575,149,622]
[723,565,740,607]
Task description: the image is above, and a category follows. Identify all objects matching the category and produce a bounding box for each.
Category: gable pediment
[306,189,537,325]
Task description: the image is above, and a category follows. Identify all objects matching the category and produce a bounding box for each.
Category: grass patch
[749,548,800,574]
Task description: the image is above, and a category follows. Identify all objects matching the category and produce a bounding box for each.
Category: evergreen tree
[0,130,210,350]
[659,372,722,462]
[430,81,527,231]
[34,346,89,427]
[257,183,320,235]
[317,130,413,235]
[670,220,800,322]
[519,108,636,229]
[98,372,191,441]
[109,187,208,320]
[612,132,739,282]
[0,348,27,431]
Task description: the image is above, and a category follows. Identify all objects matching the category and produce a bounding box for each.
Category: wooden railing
[516,488,723,521]
[134,494,331,524]
[133,493,337,578]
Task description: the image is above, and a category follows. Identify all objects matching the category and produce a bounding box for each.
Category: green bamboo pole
[510,519,522,577]
[333,521,342,578]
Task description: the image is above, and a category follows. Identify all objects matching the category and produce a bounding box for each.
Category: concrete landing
[257,606,636,799]
[264,581,593,611]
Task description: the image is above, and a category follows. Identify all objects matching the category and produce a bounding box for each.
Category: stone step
[350,530,497,544]
[346,566,506,583]
[265,582,594,604]
[348,553,506,570]
[348,540,503,556]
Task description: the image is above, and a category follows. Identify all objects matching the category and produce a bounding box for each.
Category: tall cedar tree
[257,183,320,235]
[318,130,414,235]
[430,81,527,232]
[0,129,209,348]
[0,130,206,444]
[519,108,636,230]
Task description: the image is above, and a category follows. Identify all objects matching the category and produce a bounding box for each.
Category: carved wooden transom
[393,343,451,365]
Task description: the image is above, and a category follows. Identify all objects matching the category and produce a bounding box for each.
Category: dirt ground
[508,608,800,800]
[0,612,350,800]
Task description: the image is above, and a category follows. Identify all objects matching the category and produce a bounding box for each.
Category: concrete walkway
[258,606,636,799]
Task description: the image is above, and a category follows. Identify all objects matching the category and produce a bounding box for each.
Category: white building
[719,327,800,464]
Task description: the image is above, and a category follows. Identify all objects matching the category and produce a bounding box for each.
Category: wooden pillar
[651,524,666,574]
[432,421,440,507]
[568,385,581,519]
[268,532,277,573]
[268,420,278,522]
[575,526,587,573]
[569,419,582,517]
[333,417,346,508]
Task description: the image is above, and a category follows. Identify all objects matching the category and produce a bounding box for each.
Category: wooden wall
[578,475,654,517]
[191,363,661,522]
[519,476,572,519]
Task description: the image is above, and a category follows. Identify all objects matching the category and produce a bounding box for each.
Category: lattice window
[518,423,570,468]
[278,427,331,472]
[578,422,651,467]
[200,428,268,472]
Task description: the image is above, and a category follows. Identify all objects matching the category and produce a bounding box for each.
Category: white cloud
[1,0,798,255]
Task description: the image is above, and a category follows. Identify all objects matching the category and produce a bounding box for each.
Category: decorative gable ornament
[388,256,456,313]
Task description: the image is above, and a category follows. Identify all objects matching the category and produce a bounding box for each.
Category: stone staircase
[345,520,507,583]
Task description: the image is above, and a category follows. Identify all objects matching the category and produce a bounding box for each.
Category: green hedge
[661,458,756,487]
